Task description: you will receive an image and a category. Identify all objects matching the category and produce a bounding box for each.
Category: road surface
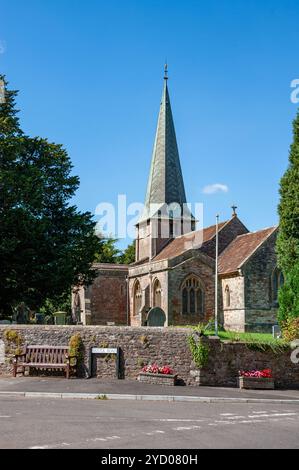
[0,396,298,449]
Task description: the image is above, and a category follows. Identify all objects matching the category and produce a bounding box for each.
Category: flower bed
[238,369,274,389]
[138,364,177,386]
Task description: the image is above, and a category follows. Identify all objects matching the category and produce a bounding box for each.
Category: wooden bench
[13,345,76,379]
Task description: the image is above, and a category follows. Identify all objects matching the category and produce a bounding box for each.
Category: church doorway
[146,307,166,327]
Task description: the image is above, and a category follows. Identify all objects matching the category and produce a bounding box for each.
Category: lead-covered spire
[139,66,188,222]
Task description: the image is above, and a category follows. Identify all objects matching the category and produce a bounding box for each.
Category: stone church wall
[168,253,215,326]
[0,325,298,389]
[128,261,168,326]
[221,275,246,332]
[135,221,150,261]
[243,231,278,332]
[86,264,128,326]
[219,231,279,333]
[202,217,248,259]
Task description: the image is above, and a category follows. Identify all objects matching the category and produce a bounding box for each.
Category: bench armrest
[13,353,26,363]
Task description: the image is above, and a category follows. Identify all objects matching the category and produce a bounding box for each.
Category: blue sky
[1,0,299,248]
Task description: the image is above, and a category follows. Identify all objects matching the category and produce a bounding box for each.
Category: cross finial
[164,62,168,81]
[231,204,238,217]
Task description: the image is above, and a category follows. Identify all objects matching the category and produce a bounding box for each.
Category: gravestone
[146,307,166,327]
[272,325,282,339]
[35,313,45,324]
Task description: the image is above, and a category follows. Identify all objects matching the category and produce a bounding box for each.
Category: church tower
[136,66,195,262]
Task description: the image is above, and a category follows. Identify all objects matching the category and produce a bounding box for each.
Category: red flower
[239,368,273,378]
[141,364,174,375]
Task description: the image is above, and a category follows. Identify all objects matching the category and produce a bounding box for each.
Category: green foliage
[276,110,299,325]
[178,326,288,352]
[4,329,21,343]
[281,317,299,342]
[96,394,108,400]
[207,329,289,353]
[0,75,100,317]
[94,237,135,265]
[118,240,136,264]
[94,237,121,263]
[0,76,22,138]
[4,329,24,355]
[245,340,289,355]
[277,110,299,273]
[69,334,84,368]
[187,334,210,368]
[39,295,71,319]
[277,261,299,326]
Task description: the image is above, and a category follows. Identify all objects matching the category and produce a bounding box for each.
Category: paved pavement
[0,395,299,448]
[0,377,299,402]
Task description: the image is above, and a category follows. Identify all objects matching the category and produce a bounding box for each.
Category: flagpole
[215,214,219,336]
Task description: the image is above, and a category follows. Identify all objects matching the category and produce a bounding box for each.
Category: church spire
[164,62,168,81]
[139,66,188,222]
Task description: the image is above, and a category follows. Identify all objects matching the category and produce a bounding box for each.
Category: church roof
[153,220,228,261]
[218,226,278,275]
[138,67,188,223]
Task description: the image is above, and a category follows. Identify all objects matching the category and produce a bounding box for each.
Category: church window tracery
[181,276,204,316]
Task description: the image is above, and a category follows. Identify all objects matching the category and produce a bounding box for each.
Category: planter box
[138,372,177,386]
[238,376,275,390]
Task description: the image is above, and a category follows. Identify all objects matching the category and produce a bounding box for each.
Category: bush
[188,334,209,368]
[281,317,299,342]
[3,329,24,355]
[69,334,84,368]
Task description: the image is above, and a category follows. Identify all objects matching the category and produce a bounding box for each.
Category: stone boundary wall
[0,325,298,388]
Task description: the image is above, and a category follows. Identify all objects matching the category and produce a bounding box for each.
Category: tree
[94,237,121,263]
[278,261,299,324]
[277,110,299,328]
[0,76,100,317]
[119,240,135,264]
[277,110,299,273]
[94,237,136,264]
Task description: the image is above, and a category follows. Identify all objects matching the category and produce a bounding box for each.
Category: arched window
[181,276,205,316]
[133,280,142,315]
[190,288,195,313]
[225,285,230,308]
[182,288,188,313]
[153,279,162,308]
[272,268,284,304]
[197,289,204,315]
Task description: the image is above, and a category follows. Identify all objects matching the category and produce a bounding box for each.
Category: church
[72,68,282,333]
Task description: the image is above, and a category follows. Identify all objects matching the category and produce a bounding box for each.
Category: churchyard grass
[175,326,289,350]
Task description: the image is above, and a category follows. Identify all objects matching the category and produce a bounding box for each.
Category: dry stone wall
[0,325,298,388]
